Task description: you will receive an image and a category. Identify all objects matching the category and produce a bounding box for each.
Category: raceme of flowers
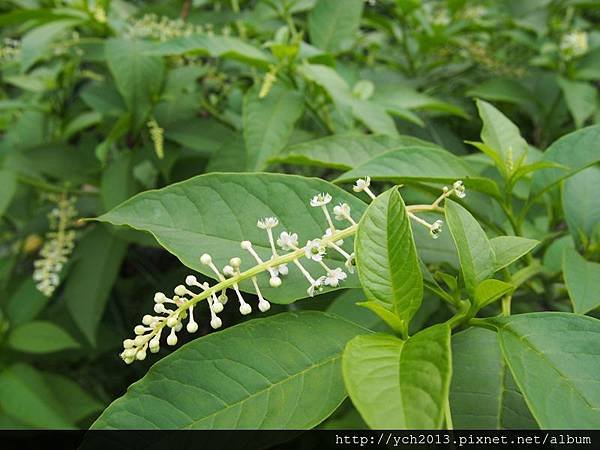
[120,179,467,364]
[33,195,78,297]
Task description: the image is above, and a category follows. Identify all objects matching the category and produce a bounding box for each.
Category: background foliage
[0,0,599,431]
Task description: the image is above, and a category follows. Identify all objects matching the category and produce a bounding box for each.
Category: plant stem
[444,398,454,430]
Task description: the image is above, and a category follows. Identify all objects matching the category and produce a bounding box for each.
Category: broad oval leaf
[563,248,600,314]
[355,187,422,332]
[490,236,539,271]
[484,312,600,429]
[445,200,495,296]
[272,134,438,170]
[451,327,536,429]
[334,147,501,198]
[8,321,80,353]
[96,173,366,303]
[308,0,364,53]
[342,325,451,429]
[92,311,366,429]
[243,84,304,171]
[530,124,600,198]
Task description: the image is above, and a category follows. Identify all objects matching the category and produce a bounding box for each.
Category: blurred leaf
[562,165,600,246]
[64,226,127,346]
[308,0,364,53]
[8,321,80,353]
[63,111,102,141]
[563,248,600,314]
[20,20,79,72]
[0,169,17,216]
[5,279,49,326]
[558,78,597,129]
[243,84,304,170]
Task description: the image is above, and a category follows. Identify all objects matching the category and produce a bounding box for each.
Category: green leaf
[334,147,501,198]
[273,134,437,170]
[373,86,468,118]
[342,325,451,429]
[243,84,304,170]
[0,364,74,428]
[490,236,539,271]
[355,187,422,333]
[467,79,537,110]
[450,327,536,429]
[96,173,366,303]
[64,226,127,345]
[308,0,364,53]
[475,99,528,168]
[105,38,165,130]
[483,312,600,429]
[4,279,49,326]
[563,248,600,314]
[92,311,366,429]
[326,289,383,330]
[8,321,80,353]
[101,152,138,210]
[530,125,600,198]
[474,279,514,310]
[20,20,79,72]
[445,200,495,295]
[0,169,17,216]
[563,166,600,246]
[148,34,273,68]
[558,78,598,129]
[63,111,102,141]
[351,100,398,136]
[44,373,104,424]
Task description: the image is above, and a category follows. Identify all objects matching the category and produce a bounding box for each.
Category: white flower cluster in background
[125,14,205,41]
[560,31,588,61]
[33,195,78,297]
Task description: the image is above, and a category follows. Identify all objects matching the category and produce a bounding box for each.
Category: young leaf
[335,147,501,198]
[483,312,600,428]
[355,187,423,333]
[530,125,600,198]
[64,226,127,345]
[243,84,304,171]
[92,312,367,429]
[308,0,364,53]
[272,134,437,170]
[342,325,451,429]
[490,236,539,271]
[563,248,600,314]
[445,200,495,296]
[105,38,165,130]
[474,279,514,310]
[450,327,536,429]
[97,173,366,303]
[8,321,80,353]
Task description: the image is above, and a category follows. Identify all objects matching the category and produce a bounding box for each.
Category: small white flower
[277,231,298,250]
[271,262,289,277]
[345,253,356,274]
[310,192,332,207]
[453,180,466,199]
[307,276,326,297]
[304,239,326,262]
[353,177,371,193]
[430,220,444,239]
[324,268,347,287]
[257,217,279,229]
[322,228,343,246]
[333,203,351,221]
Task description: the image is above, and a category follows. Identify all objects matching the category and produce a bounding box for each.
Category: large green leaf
[148,34,273,68]
[243,84,304,171]
[530,125,600,198]
[92,311,366,429]
[562,165,600,246]
[105,38,165,130]
[20,19,79,72]
[445,200,495,296]
[8,321,80,353]
[64,226,127,345]
[563,248,600,314]
[308,0,364,53]
[450,327,536,429]
[97,173,365,303]
[490,236,539,271]
[558,78,597,129]
[484,312,600,428]
[355,188,422,333]
[272,134,437,170]
[334,147,501,198]
[342,325,451,429]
